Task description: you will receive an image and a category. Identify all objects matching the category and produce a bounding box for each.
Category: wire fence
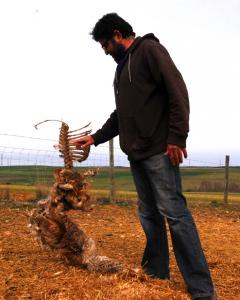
[0,133,239,205]
[0,132,234,167]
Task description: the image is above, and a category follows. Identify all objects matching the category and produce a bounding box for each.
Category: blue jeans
[130,153,215,299]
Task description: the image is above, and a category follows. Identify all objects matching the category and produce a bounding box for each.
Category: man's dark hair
[90,13,135,41]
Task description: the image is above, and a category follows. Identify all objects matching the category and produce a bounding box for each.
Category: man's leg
[141,153,215,299]
[130,160,170,279]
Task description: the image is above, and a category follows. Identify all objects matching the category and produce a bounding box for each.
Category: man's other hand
[165,144,188,166]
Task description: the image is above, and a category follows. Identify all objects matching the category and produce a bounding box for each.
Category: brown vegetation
[0,202,240,299]
[199,180,240,192]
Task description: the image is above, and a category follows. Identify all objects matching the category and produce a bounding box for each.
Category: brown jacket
[92,33,189,161]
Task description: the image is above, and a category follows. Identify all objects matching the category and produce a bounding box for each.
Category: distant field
[0,166,135,190]
[181,167,240,192]
[0,165,240,203]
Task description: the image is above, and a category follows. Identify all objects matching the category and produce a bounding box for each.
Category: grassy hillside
[0,166,239,195]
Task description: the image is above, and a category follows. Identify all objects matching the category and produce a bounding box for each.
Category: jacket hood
[115,33,160,87]
[128,33,159,54]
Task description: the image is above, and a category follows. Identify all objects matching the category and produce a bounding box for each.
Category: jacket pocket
[119,116,153,154]
[118,117,137,154]
[135,101,165,138]
[132,136,152,151]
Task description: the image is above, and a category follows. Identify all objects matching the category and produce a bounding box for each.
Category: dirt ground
[0,201,240,300]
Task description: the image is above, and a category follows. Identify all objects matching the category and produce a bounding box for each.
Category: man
[74,13,216,300]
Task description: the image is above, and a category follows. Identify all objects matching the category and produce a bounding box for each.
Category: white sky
[0,0,240,164]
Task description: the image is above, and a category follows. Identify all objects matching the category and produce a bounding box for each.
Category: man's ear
[113,30,123,42]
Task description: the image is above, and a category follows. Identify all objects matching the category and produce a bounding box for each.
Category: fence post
[224,155,230,204]
[109,139,116,203]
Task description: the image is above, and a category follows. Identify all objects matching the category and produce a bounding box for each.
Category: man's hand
[73,135,95,149]
[165,144,188,166]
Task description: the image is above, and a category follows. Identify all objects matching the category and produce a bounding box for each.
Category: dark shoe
[194,297,212,300]
[148,273,170,280]
[193,291,217,300]
[143,268,170,280]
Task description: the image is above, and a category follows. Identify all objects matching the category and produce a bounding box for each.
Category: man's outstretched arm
[73,110,119,149]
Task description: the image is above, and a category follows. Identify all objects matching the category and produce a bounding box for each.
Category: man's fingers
[183,148,188,158]
[82,140,92,149]
[172,148,182,165]
[76,141,88,149]
[168,148,178,166]
[172,150,178,166]
[177,149,183,164]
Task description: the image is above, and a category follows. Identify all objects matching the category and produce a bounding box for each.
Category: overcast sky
[0,0,240,164]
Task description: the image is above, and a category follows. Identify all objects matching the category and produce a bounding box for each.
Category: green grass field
[0,165,240,203]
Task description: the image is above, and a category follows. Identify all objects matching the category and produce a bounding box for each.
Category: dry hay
[0,203,240,299]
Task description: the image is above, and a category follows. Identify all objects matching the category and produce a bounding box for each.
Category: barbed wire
[186,158,221,166]
[0,133,57,142]
[0,133,111,149]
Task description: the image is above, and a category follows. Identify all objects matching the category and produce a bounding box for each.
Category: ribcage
[34,119,91,168]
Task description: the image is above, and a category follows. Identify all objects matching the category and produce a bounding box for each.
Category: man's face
[99,36,126,63]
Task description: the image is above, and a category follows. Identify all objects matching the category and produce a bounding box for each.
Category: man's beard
[111,41,127,63]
